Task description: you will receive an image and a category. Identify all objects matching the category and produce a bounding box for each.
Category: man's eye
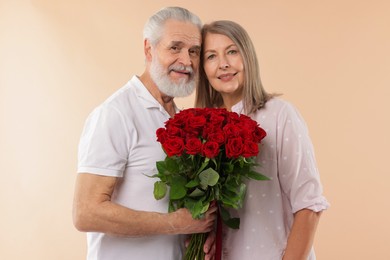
[189,49,200,57]
[170,46,180,52]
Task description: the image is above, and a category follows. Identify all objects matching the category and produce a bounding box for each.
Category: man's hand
[168,204,218,234]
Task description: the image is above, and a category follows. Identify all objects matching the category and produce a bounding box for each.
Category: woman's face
[203,32,244,99]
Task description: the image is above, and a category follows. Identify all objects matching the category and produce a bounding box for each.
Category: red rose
[185,137,203,155]
[208,112,226,128]
[165,117,184,128]
[184,115,207,135]
[207,131,225,145]
[225,137,244,158]
[202,141,220,158]
[238,114,253,123]
[242,141,259,158]
[223,123,241,139]
[252,126,267,142]
[201,123,214,140]
[167,126,184,138]
[156,128,168,144]
[185,108,204,116]
[162,137,184,157]
[158,107,266,160]
[240,126,254,141]
[226,111,240,123]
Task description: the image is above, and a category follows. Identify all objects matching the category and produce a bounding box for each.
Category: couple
[73,6,329,260]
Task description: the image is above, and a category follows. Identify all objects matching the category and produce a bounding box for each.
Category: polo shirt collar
[130,75,179,113]
[130,76,161,109]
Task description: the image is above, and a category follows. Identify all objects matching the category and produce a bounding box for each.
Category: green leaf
[236,183,247,208]
[220,195,240,209]
[196,158,210,174]
[153,181,167,200]
[219,206,240,229]
[156,161,169,175]
[199,168,219,189]
[223,162,234,173]
[169,176,187,200]
[214,185,221,200]
[165,157,180,173]
[170,185,186,200]
[247,170,270,180]
[189,188,205,197]
[185,179,199,188]
[224,217,240,229]
[219,205,231,221]
[168,201,175,213]
[242,157,258,166]
[223,176,241,193]
[200,202,210,214]
[191,200,209,219]
[143,173,158,178]
[239,157,245,168]
[184,199,201,219]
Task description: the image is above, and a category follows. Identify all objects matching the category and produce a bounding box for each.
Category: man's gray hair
[143,6,202,46]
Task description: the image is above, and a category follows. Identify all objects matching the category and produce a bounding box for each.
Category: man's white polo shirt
[78,76,183,260]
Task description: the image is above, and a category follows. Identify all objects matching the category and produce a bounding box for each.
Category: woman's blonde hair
[195,20,278,114]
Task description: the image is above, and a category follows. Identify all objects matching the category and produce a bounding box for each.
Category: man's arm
[72,173,217,237]
[282,209,322,260]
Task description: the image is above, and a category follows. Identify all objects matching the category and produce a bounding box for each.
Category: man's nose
[178,50,192,66]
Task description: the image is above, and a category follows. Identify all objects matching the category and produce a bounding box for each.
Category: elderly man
[73,7,216,260]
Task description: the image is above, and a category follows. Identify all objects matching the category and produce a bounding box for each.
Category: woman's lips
[218,72,237,81]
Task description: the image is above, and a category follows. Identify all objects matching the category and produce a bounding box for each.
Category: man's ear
[144,39,152,61]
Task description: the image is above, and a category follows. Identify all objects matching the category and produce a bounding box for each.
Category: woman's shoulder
[260,97,306,122]
[263,97,295,112]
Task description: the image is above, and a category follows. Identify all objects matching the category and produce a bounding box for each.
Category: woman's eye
[228,49,238,55]
[206,54,215,60]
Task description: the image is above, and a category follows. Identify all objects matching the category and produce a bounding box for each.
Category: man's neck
[139,72,176,117]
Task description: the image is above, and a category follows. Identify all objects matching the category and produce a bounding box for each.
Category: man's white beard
[150,57,197,97]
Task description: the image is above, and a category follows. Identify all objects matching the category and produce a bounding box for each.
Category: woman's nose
[219,56,230,69]
[219,63,229,69]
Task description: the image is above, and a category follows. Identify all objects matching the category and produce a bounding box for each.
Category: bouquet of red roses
[152,107,268,260]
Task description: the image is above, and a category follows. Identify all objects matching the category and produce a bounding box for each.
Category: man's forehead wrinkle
[163,37,201,49]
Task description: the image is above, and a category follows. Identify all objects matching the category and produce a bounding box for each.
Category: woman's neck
[221,94,242,111]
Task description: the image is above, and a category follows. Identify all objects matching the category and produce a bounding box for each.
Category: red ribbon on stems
[215,210,222,260]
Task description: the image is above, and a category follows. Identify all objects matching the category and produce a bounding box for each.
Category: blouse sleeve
[276,102,329,213]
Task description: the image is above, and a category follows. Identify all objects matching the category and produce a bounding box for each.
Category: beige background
[1,0,389,259]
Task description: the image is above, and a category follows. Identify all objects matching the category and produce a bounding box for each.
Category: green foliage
[199,168,219,189]
[153,181,167,200]
[247,170,270,180]
[153,107,269,259]
[219,206,240,229]
[169,176,187,200]
[152,153,269,227]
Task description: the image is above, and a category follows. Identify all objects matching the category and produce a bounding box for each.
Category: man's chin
[153,73,196,97]
[167,85,195,97]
